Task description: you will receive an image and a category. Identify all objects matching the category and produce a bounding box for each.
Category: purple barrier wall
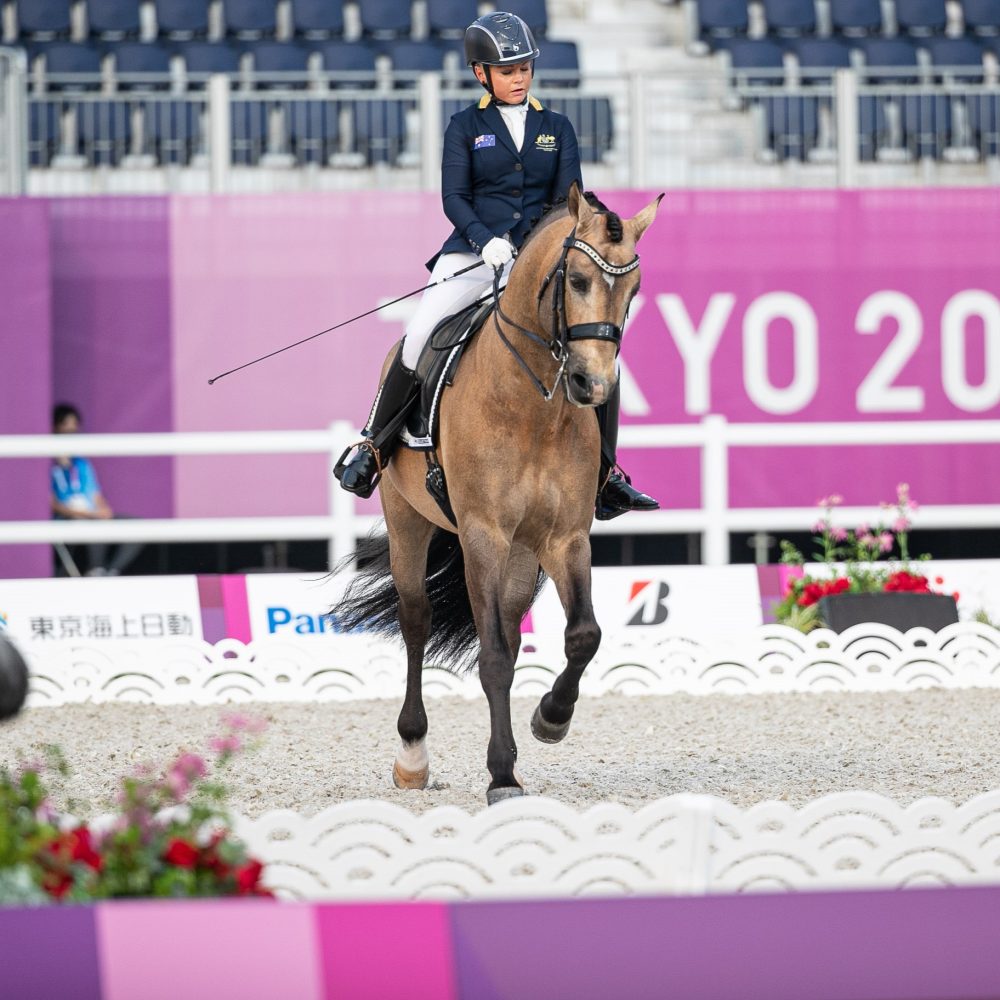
[3,887,1000,999]
[49,198,174,520]
[0,200,52,579]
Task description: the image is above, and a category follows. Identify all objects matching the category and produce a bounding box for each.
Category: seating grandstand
[0,0,998,190]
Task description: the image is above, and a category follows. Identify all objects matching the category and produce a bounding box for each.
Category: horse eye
[569,275,590,293]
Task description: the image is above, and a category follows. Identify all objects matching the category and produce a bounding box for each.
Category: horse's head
[550,184,662,407]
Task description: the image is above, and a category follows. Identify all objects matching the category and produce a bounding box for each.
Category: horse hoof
[393,761,430,790]
[486,786,526,806]
[531,704,571,744]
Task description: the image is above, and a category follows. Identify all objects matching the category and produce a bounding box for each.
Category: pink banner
[170,189,1000,516]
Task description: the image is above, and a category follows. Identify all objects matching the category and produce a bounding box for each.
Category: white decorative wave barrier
[21,622,1000,706]
[233,790,1000,900]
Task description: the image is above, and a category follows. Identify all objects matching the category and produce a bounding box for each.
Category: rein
[490,227,639,401]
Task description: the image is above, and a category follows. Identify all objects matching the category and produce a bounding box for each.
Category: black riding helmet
[464,11,540,100]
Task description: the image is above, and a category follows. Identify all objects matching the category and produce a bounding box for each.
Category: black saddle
[403,296,493,450]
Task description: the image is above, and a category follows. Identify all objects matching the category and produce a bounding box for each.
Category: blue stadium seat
[352,99,408,163]
[966,91,999,155]
[961,0,1000,35]
[177,39,241,76]
[286,99,340,162]
[43,40,104,80]
[16,0,73,39]
[727,37,786,85]
[900,90,951,157]
[222,0,277,38]
[358,0,413,39]
[318,40,378,86]
[144,99,200,163]
[830,0,883,35]
[155,0,210,38]
[791,36,853,77]
[114,40,173,79]
[857,35,919,79]
[544,95,613,162]
[76,99,133,164]
[924,36,985,79]
[230,99,268,163]
[290,0,345,40]
[29,101,61,165]
[894,0,947,35]
[765,94,820,159]
[426,0,479,39]
[503,0,549,36]
[86,0,142,39]
[763,0,817,37]
[540,39,579,87]
[386,39,446,83]
[251,40,310,79]
[696,0,749,47]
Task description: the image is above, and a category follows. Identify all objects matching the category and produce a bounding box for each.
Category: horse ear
[628,193,665,244]
[567,182,596,228]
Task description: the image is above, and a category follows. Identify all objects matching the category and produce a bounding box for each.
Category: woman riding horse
[334,10,659,520]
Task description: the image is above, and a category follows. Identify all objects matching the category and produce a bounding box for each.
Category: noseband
[491,226,640,400]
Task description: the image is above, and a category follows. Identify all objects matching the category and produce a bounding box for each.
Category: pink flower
[878,532,894,553]
[858,533,877,549]
[829,494,843,506]
[831,526,848,542]
[856,523,870,536]
[812,520,827,534]
[892,517,910,533]
[209,734,243,756]
[221,712,267,735]
[165,753,207,800]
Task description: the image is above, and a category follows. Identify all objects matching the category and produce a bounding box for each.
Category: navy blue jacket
[432,93,583,267]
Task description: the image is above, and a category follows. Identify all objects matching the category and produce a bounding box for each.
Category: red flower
[797,577,850,607]
[884,571,931,593]
[40,825,103,898]
[234,859,265,895]
[163,837,199,869]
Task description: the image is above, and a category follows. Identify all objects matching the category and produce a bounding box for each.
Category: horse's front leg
[532,531,601,744]
[382,479,436,791]
[461,521,523,805]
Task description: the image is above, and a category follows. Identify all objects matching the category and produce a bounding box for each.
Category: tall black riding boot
[334,349,419,499]
[595,381,660,521]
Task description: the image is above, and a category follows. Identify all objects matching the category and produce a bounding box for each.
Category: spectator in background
[50,403,144,577]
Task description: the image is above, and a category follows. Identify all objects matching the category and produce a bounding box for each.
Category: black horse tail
[330,528,546,673]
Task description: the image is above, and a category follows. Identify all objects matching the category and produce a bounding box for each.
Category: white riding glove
[481,236,514,271]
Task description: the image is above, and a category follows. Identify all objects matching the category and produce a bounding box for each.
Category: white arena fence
[18,622,1000,706]
[29,620,1000,900]
[5,416,1000,566]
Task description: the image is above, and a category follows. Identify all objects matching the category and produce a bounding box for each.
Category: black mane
[521,190,625,249]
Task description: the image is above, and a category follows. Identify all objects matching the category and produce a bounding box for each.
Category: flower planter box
[817,592,959,633]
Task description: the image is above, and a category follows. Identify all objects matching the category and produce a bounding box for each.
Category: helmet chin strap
[474,63,536,105]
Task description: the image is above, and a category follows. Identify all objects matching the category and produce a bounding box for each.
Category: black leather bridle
[491,227,640,400]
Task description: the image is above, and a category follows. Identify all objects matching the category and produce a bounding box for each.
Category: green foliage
[0,714,271,905]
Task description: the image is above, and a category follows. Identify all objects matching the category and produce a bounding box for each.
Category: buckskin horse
[334,184,661,804]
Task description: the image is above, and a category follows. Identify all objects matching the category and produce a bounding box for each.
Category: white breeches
[401,252,513,371]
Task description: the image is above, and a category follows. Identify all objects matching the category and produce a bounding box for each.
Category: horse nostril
[570,372,590,396]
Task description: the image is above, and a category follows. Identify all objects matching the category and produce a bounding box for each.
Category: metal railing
[2,53,999,194]
[3,416,1000,568]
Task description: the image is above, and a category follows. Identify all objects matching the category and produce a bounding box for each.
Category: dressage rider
[336,10,659,520]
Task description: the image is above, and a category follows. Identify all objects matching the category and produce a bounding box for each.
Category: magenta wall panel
[0,199,53,579]
[315,902,458,1000]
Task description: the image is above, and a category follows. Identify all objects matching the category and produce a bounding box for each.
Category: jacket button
[514,163,523,171]
[513,211,522,220]
[512,189,521,197]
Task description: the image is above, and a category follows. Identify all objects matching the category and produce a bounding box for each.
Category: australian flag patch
[473,134,496,150]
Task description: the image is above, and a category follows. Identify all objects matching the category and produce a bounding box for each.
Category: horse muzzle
[565,365,613,407]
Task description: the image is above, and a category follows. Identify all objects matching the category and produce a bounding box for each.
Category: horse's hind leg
[532,531,601,744]
[381,478,436,790]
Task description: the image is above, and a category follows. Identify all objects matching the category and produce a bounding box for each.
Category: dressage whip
[207,259,487,385]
